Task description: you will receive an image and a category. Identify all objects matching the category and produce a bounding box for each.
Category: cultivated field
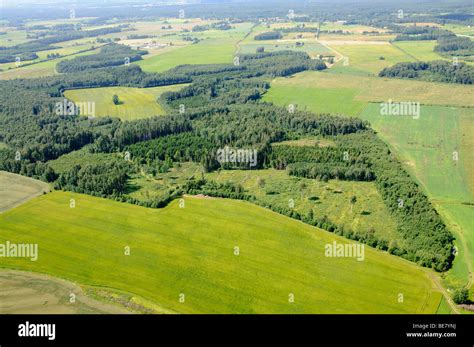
[136,39,237,73]
[0,269,130,314]
[358,104,474,290]
[328,42,414,75]
[64,85,186,120]
[392,41,447,61]
[262,71,474,116]
[0,171,50,213]
[0,192,442,313]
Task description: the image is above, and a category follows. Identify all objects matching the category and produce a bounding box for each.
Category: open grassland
[327,42,414,75]
[0,46,100,80]
[262,71,474,116]
[392,41,447,62]
[136,38,237,72]
[358,104,474,289]
[206,168,398,241]
[0,191,441,313]
[238,41,330,57]
[263,84,366,116]
[127,162,202,202]
[64,84,186,120]
[136,23,252,73]
[0,29,29,47]
[443,24,474,37]
[0,171,50,213]
[0,269,130,314]
[48,148,123,174]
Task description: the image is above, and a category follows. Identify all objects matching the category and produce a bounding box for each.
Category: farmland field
[0,46,100,80]
[0,269,130,314]
[358,104,474,288]
[1,0,473,328]
[238,41,330,57]
[262,71,474,116]
[136,39,237,72]
[0,171,50,213]
[392,41,447,61]
[64,85,186,120]
[0,191,442,313]
[327,43,414,75]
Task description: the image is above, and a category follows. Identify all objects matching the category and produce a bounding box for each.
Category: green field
[358,104,474,289]
[263,85,366,116]
[0,171,50,213]
[392,41,447,62]
[64,85,186,120]
[0,191,442,313]
[327,43,414,75]
[0,47,100,80]
[207,168,398,241]
[238,41,330,57]
[137,39,237,73]
[262,71,474,116]
[48,148,122,174]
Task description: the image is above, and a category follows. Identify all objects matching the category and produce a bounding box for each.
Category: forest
[0,49,455,272]
[57,43,148,73]
[379,60,474,84]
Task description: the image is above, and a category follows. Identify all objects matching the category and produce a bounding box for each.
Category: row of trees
[379,60,474,84]
[57,44,147,73]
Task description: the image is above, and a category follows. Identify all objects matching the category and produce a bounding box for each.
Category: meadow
[0,191,442,313]
[358,104,474,290]
[263,72,474,293]
[392,41,447,61]
[136,23,253,73]
[206,168,398,241]
[0,45,100,80]
[238,41,330,58]
[327,42,414,75]
[64,84,186,120]
[262,71,474,116]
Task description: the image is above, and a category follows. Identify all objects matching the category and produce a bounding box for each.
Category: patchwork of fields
[263,71,474,116]
[358,104,474,289]
[0,13,472,317]
[0,191,442,313]
[262,68,473,297]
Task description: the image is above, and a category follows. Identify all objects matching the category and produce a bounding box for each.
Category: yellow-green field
[207,168,398,241]
[64,85,186,120]
[0,191,442,313]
